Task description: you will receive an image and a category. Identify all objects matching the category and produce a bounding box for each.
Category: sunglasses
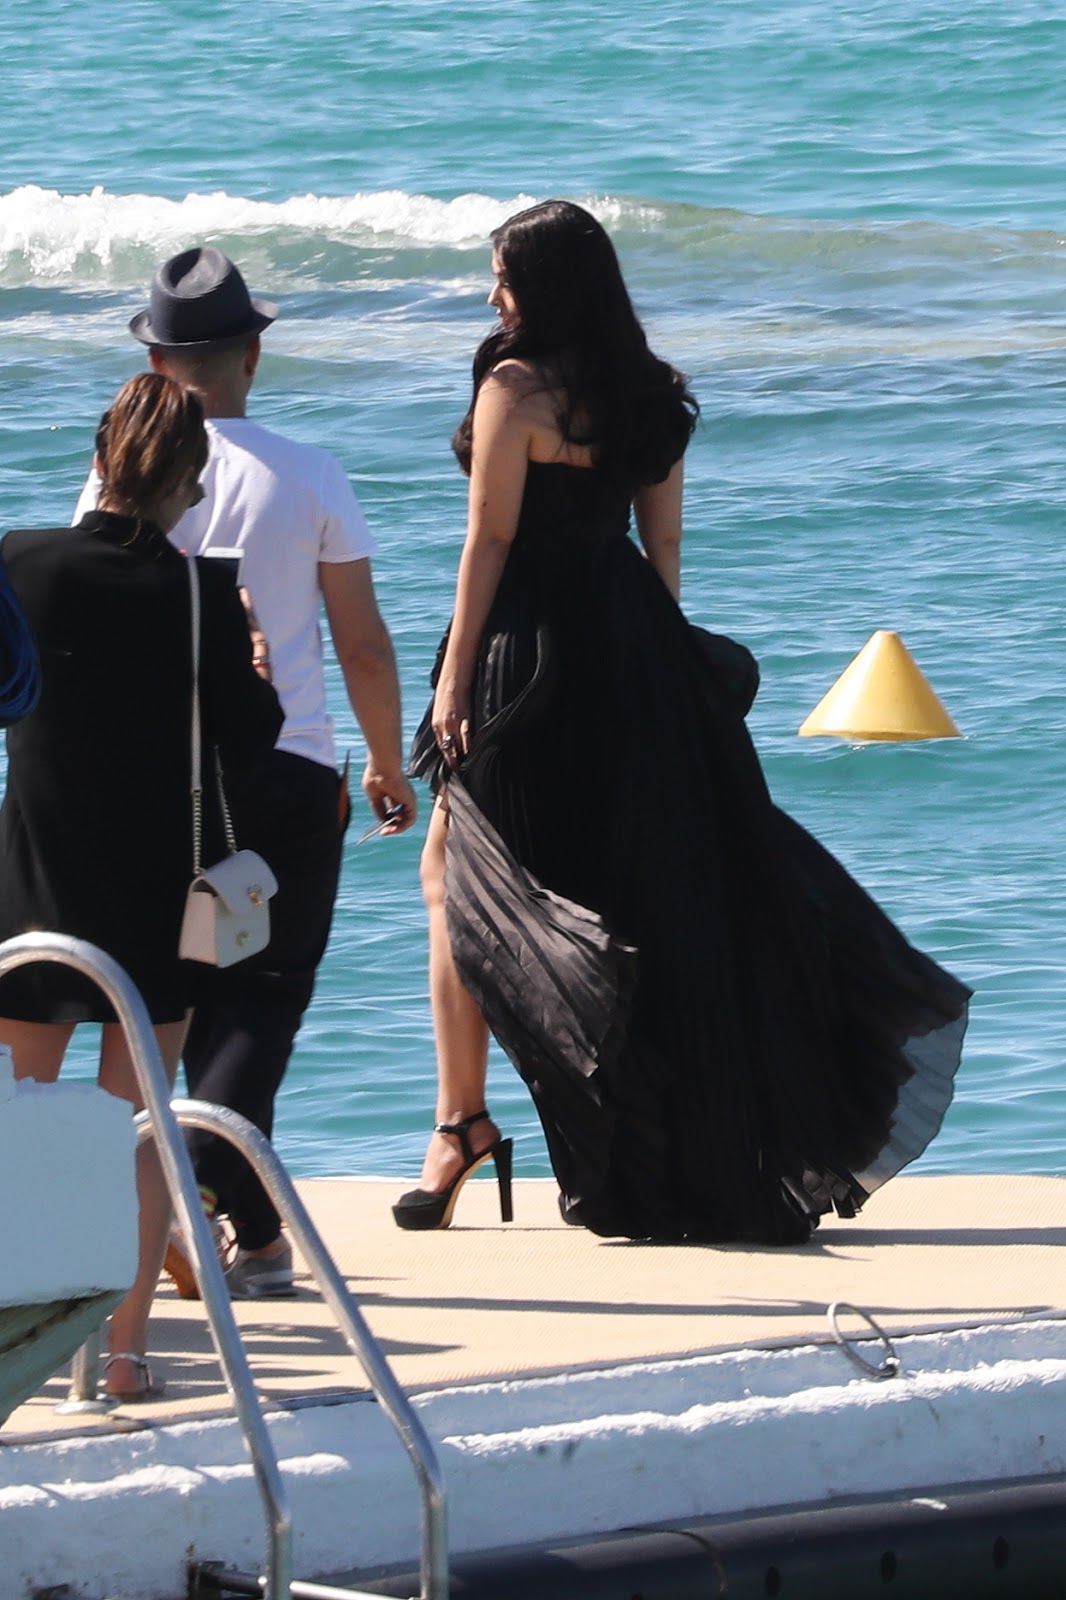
[355,803,406,844]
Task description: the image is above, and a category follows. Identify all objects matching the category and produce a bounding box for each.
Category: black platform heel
[392,1110,514,1231]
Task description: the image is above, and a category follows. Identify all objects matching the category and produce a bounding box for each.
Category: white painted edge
[2,1319,1066,1598]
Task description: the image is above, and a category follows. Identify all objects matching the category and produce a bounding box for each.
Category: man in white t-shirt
[76,247,416,1296]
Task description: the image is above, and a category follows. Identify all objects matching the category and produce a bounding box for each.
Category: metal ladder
[0,932,448,1600]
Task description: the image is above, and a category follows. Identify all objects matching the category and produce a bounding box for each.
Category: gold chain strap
[191,781,204,875]
[214,753,238,855]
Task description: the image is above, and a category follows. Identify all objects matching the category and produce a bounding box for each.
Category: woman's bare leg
[418,800,498,1191]
[98,1015,188,1395]
[0,1019,76,1083]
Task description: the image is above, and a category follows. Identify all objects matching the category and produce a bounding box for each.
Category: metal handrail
[56,1326,111,1415]
[158,1101,448,1600]
[0,933,293,1600]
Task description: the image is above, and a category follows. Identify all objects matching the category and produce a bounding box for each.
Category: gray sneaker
[225,1238,297,1300]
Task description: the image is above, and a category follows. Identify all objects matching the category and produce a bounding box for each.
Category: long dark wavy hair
[452,200,698,484]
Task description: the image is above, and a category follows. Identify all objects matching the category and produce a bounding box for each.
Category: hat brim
[128,298,278,349]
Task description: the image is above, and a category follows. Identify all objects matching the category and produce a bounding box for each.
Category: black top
[0,511,283,1022]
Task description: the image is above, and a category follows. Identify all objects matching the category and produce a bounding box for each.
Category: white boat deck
[5,1171,1065,1438]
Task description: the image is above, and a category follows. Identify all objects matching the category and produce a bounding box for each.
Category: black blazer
[0,511,283,1023]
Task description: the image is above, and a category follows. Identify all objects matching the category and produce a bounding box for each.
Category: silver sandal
[103,1351,165,1402]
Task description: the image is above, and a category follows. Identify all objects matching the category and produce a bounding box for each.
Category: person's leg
[183,752,342,1254]
[98,1016,187,1397]
[416,800,499,1194]
[0,1019,76,1082]
[182,968,309,1253]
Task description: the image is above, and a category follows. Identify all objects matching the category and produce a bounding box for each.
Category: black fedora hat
[129,246,277,348]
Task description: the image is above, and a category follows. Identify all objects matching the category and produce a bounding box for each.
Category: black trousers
[183,749,344,1249]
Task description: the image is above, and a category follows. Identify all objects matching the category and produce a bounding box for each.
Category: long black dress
[412,461,971,1244]
[0,512,283,1024]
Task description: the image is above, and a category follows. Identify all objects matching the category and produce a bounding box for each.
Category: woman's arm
[633,457,685,601]
[434,365,535,760]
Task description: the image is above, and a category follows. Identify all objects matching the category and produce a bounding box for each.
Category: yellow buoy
[799,630,961,741]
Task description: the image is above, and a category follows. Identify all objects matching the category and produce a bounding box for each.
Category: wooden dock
[5,1172,1065,1439]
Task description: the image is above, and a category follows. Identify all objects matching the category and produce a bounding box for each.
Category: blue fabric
[0,548,40,727]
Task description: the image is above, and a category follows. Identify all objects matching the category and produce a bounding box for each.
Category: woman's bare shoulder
[482,357,550,402]
[481,360,565,432]
[489,356,546,381]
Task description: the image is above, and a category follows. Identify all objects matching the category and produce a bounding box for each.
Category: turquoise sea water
[1,0,1064,1185]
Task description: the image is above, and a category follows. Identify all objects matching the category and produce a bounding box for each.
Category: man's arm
[319,558,416,832]
[72,466,103,523]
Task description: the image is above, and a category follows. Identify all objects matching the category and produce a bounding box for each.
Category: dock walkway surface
[5,1172,1066,1432]
[4,1173,1066,1600]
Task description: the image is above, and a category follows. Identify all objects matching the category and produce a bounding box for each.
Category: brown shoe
[162,1216,230,1300]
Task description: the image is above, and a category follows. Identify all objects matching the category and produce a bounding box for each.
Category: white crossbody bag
[178,556,278,966]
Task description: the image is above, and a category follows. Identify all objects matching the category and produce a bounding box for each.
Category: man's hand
[239,586,272,681]
[362,765,417,834]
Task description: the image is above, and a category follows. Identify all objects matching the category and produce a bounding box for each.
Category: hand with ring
[439,730,462,766]
[431,679,470,766]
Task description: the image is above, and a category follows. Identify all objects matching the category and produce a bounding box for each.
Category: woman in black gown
[394,200,970,1242]
[0,374,282,1395]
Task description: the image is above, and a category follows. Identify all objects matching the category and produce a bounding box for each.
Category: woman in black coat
[0,373,282,1399]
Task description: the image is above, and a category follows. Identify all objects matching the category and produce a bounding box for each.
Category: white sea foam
[0,185,667,287]
[6,183,1058,304]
